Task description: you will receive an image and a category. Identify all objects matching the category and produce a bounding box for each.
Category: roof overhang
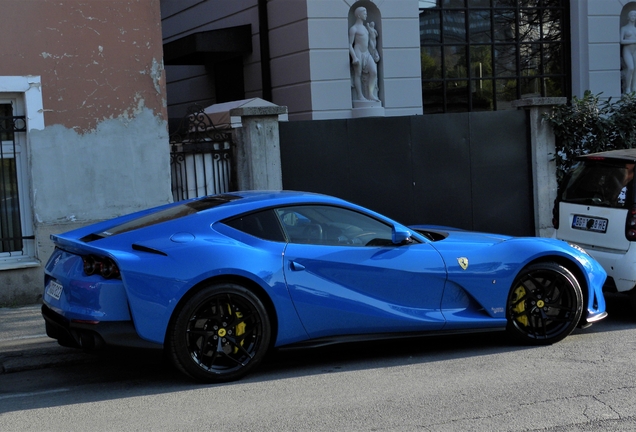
[163,24,252,66]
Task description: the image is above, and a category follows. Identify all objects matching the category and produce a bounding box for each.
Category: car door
[277,205,447,339]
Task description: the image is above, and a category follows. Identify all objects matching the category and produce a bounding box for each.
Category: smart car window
[223,210,286,242]
[562,161,635,208]
[275,205,394,246]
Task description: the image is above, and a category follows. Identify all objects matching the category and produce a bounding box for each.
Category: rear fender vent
[132,244,168,256]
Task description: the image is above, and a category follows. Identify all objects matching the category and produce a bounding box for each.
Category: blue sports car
[42,191,607,382]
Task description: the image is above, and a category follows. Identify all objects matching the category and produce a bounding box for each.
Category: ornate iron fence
[169,105,235,202]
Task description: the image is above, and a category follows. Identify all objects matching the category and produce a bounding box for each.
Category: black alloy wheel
[167,283,271,383]
[506,262,583,345]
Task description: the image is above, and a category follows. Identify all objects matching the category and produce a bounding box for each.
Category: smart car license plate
[46,280,64,300]
[572,215,608,233]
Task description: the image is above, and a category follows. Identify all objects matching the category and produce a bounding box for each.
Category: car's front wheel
[506,262,583,345]
[167,283,271,383]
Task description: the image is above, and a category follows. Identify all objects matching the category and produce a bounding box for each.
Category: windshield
[561,160,635,208]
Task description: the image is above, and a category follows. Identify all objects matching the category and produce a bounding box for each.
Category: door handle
[290,261,306,271]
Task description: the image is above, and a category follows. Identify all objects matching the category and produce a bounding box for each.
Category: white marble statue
[621,10,636,94]
[349,7,380,102]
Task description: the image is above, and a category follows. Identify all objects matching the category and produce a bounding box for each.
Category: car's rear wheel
[506,262,583,345]
[167,283,271,383]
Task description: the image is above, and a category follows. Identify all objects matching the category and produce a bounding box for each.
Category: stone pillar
[229,105,288,191]
[511,97,567,238]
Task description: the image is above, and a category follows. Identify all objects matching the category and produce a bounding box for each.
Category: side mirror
[392,226,412,245]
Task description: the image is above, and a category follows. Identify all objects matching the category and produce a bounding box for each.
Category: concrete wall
[162,0,423,121]
[268,1,312,120]
[162,0,261,120]
[570,0,629,98]
[278,0,423,120]
[0,1,171,305]
[272,0,422,120]
[269,0,422,120]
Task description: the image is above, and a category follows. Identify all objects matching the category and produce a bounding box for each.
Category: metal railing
[169,105,235,202]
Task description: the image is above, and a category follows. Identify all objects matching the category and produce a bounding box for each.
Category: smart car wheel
[167,283,271,383]
[506,262,583,345]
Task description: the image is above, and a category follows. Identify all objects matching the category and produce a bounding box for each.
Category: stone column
[511,97,567,238]
[230,105,288,191]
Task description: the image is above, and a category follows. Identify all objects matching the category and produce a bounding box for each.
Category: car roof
[188,190,359,217]
[577,148,636,162]
[220,190,343,206]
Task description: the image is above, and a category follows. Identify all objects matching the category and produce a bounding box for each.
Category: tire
[506,262,583,345]
[167,283,271,383]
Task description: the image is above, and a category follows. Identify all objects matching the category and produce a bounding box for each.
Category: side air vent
[132,244,168,256]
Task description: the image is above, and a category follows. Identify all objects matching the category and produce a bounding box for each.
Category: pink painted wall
[0,0,166,131]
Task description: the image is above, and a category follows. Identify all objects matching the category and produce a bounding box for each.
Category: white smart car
[554,149,636,307]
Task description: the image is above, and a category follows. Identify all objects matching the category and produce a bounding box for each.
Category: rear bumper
[42,304,162,350]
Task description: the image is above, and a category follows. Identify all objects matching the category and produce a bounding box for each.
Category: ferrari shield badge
[457,257,469,270]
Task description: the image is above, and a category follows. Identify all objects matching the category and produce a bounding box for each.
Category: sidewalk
[0,304,94,374]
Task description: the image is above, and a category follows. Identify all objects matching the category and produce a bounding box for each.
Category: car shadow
[604,292,635,320]
[577,291,635,335]
[1,295,633,415]
[255,329,517,379]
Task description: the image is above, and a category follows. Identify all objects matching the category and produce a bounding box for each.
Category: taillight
[626,206,636,241]
[82,255,121,279]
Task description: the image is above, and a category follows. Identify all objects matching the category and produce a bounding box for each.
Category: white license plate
[572,215,608,233]
[46,280,64,300]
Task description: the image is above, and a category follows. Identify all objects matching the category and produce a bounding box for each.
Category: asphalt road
[1,293,636,431]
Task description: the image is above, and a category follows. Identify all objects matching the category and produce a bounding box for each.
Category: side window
[275,205,395,246]
[224,209,286,242]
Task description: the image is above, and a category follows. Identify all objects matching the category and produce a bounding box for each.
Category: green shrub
[543,91,636,182]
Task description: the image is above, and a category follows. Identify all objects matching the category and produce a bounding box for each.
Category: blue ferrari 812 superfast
[42,191,607,382]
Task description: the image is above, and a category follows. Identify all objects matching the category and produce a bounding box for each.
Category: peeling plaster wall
[0,0,168,131]
[30,107,171,223]
[0,1,172,305]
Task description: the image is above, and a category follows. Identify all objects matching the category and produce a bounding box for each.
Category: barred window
[0,99,32,261]
[420,0,570,113]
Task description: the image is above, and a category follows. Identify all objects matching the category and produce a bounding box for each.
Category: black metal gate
[279,110,533,237]
[169,105,235,201]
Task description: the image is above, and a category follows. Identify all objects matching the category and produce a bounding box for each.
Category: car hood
[410,225,511,247]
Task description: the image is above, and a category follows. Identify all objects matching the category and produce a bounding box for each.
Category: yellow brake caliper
[233,309,246,354]
[512,286,529,326]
